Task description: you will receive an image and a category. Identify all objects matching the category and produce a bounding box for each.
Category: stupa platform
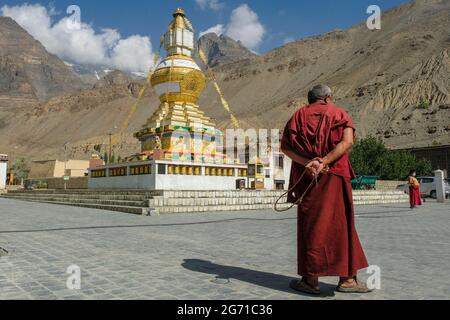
[88,159,249,190]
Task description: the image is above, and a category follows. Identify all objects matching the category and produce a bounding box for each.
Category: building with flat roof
[29,159,90,179]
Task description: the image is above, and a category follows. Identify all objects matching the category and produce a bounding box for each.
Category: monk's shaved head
[308,85,332,104]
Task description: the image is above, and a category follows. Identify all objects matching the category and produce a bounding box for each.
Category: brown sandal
[290,279,321,295]
[336,280,373,293]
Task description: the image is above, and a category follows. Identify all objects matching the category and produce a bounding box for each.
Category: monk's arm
[281,144,310,166]
[322,127,355,167]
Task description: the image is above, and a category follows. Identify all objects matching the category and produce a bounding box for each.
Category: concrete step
[149,196,285,207]
[3,198,148,215]
[2,195,146,207]
[154,199,408,214]
[2,193,148,201]
[157,190,407,199]
[156,203,293,214]
[6,189,163,197]
[1,189,410,215]
[354,199,409,205]
[149,194,408,206]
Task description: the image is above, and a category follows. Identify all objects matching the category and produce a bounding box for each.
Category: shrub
[350,136,432,180]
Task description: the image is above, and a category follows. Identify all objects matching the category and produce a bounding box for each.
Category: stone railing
[375,180,404,191]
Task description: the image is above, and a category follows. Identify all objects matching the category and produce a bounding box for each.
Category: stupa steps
[5,199,147,215]
[149,194,409,207]
[3,193,149,202]
[2,195,146,207]
[1,189,410,215]
[5,190,163,197]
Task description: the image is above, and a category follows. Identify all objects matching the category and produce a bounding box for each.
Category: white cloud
[1,4,154,73]
[195,0,224,11]
[200,4,265,50]
[199,24,225,37]
[226,4,265,50]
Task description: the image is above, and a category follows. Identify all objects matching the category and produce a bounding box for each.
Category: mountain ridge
[0,0,449,162]
[0,17,86,104]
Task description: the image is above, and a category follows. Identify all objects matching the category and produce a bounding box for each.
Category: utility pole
[63,142,69,190]
[108,133,113,165]
[108,125,118,164]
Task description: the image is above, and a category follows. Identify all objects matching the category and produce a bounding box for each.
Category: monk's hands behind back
[305,159,329,178]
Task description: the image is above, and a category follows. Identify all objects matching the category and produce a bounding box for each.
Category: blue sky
[0,0,411,72]
[1,0,411,51]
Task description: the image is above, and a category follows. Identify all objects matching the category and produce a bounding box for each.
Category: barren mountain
[0,0,449,163]
[199,0,450,148]
[0,17,85,105]
[198,33,257,67]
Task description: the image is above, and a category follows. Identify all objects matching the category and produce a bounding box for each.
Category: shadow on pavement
[182,259,336,298]
[0,217,296,234]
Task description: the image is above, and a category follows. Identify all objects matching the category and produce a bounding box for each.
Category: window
[278,156,284,169]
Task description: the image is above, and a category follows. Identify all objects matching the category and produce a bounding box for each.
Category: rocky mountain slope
[199,0,450,148]
[0,0,449,163]
[0,17,85,105]
[197,33,257,67]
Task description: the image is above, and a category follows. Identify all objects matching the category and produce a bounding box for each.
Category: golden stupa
[134,8,230,164]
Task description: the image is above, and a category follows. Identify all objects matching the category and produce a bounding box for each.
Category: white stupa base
[88,160,249,191]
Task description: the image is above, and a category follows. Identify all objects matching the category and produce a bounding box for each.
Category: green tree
[103,152,108,164]
[11,158,29,186]
[350,136,432,180]
[350,136,387,177]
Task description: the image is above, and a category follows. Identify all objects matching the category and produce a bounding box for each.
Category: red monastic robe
[281,101,369,277]
[409,187,422,207]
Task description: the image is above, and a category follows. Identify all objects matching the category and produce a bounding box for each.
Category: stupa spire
[133,9,232,164]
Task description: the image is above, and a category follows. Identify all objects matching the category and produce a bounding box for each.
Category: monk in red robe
[407,170,422,209]
[281,85,371,295]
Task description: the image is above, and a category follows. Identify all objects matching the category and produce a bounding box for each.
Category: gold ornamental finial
[170,8,186,29]
[173,8,185,17]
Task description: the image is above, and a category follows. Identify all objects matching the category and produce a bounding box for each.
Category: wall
[0,162,6,189]
[89,172,244,190]
[156,174,242,190]
[88,160,249,190]
[29,160,89,179]
[54,160,89,178]
[283,157,292,190]
[376,180,404,191]
[28,160,56,179]
[66,160,90,177]
[47,177,88,189]
[89,175,156,190]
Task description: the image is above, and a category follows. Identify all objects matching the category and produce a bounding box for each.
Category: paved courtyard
[0,198,449,300]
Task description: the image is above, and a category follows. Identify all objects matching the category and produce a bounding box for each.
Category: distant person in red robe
[407,170,422,209]
[281,85,371,295]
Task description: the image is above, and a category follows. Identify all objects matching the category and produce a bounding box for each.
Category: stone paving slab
[0,198,449,300]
